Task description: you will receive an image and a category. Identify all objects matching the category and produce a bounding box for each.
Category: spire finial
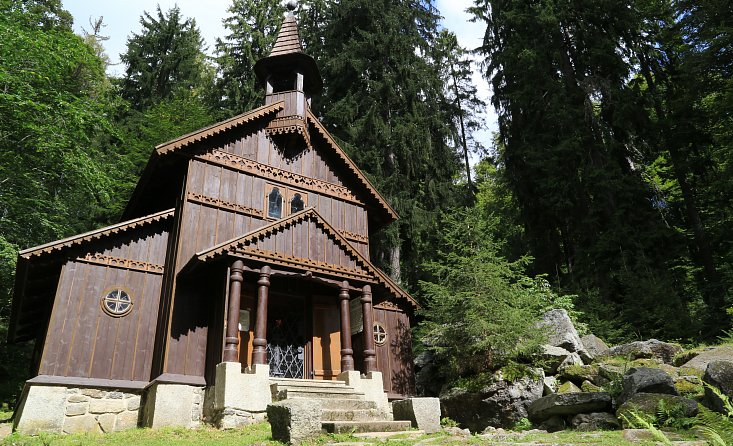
[286,1,297,12]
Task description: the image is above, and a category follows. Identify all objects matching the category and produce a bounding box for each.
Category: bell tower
[254,1,322,153]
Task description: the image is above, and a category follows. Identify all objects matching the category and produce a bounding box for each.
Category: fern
[696,383,733,446]
[621,411,674,446]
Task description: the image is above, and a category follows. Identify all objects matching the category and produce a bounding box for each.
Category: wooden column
[339,281,354,372]
[223,260,244,362]
[252,265,271,365]
[361,285,377,373]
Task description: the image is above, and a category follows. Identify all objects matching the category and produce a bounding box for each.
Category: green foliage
[469,0,733,342]
[120,6,210,111]
[314,0,465,287]
[696,383,733,446]
[440,417,460,428]
[419,205,572,380]
[511,418,532,432]
[213,0,284,116]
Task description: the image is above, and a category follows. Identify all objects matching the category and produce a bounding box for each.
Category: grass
[0,421,674,446]
[1,423,279,446]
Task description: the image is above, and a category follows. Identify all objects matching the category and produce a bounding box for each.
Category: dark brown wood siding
[38,259,164,382]
[163,119,375,378]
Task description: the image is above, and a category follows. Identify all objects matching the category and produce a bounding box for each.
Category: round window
[373,322,387,346]
[101,288,133,317]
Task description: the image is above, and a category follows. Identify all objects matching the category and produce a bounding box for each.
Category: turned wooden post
[252,265,271,365]
[223,260,244,362]
[361,285,377,373]
[339,281,354,372]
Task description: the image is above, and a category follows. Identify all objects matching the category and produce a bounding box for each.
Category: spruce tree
[314,0,463,288]
[470,0,698,339]
[213,0,285,115]
[120,6,208,110]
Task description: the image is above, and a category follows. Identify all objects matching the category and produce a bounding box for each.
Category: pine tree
[120,6,208,110]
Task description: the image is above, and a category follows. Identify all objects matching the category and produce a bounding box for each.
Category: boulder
[617,393,698,422]
[543,376,558,395]
[527,392,612,422]
[557,352,584,370]
[440,375,544,432]
[703,360,733,413]
[541,345,571,374]
[414,351,443,397]
[618,367,678,406]
[392,398,441,433]
[682,346,733,373]
[539,309,592,363]
[558,364,600,386]
[571,412,620,431]
[598,363,625,382]
[607,339,682,364]
[539,415,565,432]
[557,381,582,394]
[267,399,322,445]
[581,334,610,358]
[581,380,601,393]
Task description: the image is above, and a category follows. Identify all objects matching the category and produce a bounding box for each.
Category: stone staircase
[270,377,412,434]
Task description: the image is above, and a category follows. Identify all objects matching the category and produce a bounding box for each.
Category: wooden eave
[19,208,175,259]
[154,101,285,155]
[8,209,175,343]
[306,111,399,225]
[194,207,416,308]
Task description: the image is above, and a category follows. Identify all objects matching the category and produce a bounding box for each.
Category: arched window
[268,187,283,219]
[290,193,304,214]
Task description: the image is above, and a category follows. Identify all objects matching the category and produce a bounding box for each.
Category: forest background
[0,0,731,408]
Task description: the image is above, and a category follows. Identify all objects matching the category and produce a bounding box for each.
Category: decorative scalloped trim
[20,209,175,259]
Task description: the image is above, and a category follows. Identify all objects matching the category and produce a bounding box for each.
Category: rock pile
[436,309,733,433]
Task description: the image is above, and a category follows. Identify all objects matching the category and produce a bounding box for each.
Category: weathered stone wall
[63,388,141,434]
[14,384,142,435]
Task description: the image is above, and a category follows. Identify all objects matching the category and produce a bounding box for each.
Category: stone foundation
[212,362,271,429]
[14,384,141,435]
[141,383,205,429]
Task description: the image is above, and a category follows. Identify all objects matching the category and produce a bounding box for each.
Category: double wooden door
[237,292,341,380]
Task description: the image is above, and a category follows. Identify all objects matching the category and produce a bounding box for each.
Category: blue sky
[62,0,496,158]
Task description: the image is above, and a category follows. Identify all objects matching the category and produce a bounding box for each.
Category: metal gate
[267,307,305,378]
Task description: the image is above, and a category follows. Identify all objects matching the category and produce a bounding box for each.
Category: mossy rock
[581,380,601,392]
[559,364,599,385]
[674,377,704,398]
[557,381,582,394]
[616,393,698,427]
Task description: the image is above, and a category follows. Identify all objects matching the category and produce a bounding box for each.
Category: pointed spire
[253,4,322,95]
[269,14,303,57]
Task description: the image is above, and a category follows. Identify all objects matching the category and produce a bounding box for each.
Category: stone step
[321,420,413,434]
[318,398,378,411]
[270,377,348,388]
[321,409,389,422]
[275,387,366,400]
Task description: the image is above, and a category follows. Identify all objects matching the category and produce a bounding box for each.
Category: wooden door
[311,302,341,380]
[374,307,415,397]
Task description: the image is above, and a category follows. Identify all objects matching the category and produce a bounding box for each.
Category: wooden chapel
[8,5,417,428]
